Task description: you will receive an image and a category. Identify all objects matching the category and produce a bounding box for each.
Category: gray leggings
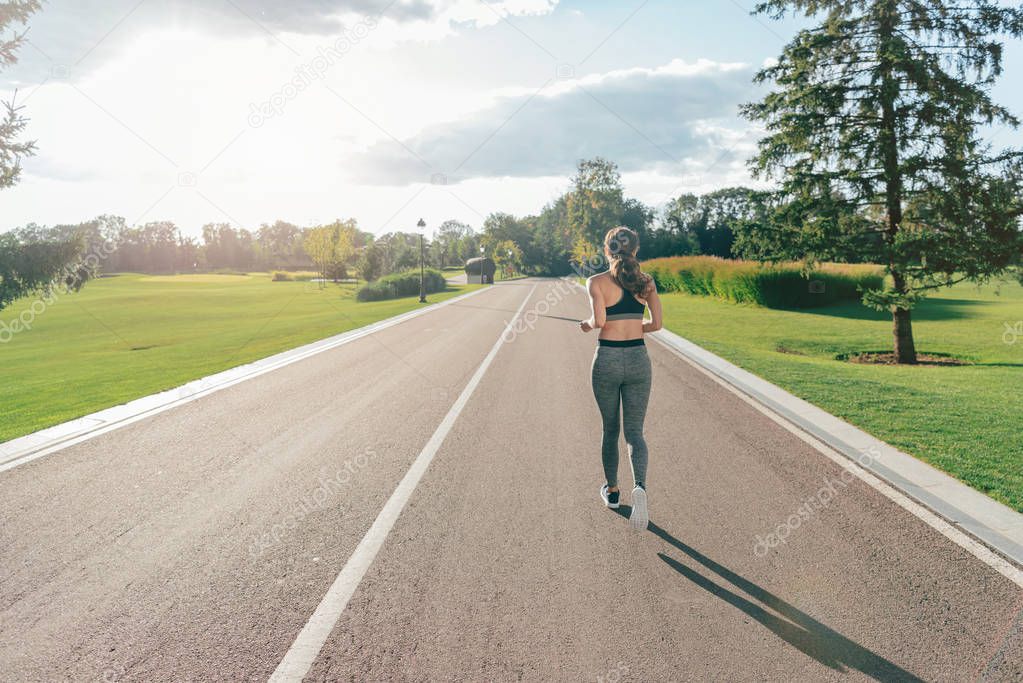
[591,344,652,489]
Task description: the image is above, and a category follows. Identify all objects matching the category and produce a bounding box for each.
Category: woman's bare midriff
[598,318,645,341]
[597,276,647,340]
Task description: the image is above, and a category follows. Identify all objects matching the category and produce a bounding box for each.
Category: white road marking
[269,284,538,682]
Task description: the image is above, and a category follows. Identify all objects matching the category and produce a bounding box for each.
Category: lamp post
[507,249,513,279]
[418,218,427,303]
[479,244,485,284]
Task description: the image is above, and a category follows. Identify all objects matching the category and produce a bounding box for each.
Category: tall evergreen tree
[742,0,1023,363]
[1,1,41,189]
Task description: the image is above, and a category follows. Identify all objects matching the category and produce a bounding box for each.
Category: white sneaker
[600,484,620,509]
[629,486,648,530]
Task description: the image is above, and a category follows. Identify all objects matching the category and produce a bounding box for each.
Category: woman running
[580,226,662,530]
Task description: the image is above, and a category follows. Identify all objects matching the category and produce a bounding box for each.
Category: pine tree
[742,0,1023,363]
[1,0,41,189]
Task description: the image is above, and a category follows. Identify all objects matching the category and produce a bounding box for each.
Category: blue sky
[3,0,1022,237]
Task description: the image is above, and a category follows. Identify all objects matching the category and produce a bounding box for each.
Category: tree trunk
[892,306,917,364]
[878,1,917,364]
[886,271,920,362]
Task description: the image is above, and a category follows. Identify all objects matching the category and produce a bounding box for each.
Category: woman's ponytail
[604,226,651,298]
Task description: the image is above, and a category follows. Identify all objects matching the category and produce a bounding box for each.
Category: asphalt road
[1,278,1020,682]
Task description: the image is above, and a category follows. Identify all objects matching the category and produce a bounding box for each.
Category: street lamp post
[479,244,485,284]
[418,218,427,303]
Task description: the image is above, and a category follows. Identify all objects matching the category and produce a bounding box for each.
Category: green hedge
[644,256,883,309]
[356,268,448,302]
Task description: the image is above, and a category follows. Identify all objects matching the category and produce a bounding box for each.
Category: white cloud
[355,58,760,185]
[3,0,562,84]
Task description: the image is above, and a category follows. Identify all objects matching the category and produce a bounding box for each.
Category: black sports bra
[605,281,646,321]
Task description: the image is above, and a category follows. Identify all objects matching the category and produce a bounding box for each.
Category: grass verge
[0,272,480,442]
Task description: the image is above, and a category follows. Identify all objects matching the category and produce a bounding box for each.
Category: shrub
[643,256,883,308]
[271,270,293,281]
[356,268,447,302]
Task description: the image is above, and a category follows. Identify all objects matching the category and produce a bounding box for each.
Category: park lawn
[0,272,480,443]
[658,278,1023,513]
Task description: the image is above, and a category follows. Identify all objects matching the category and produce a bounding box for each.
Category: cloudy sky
[3,0,1022,238]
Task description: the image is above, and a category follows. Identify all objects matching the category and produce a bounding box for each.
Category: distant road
[445,271,468,285]
[1,279,1020,681]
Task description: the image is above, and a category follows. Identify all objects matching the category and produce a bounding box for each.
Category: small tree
[357,241,383,282]
[435,219,474,268]
[492,239,522,279]
[303,227,333,285]
[303,220,356,286]
[742,0,1023,363]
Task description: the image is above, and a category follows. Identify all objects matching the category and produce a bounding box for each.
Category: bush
[356,268,448,302]
[288,271,321,281]
[644,256,883,308]
[271,270,293,281]
[325,263,348,281]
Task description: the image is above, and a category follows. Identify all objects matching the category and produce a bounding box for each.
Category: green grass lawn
[658,278,1023,512]
[0,272,480,443]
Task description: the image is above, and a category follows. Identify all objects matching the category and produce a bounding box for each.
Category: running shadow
[612,509,923,681]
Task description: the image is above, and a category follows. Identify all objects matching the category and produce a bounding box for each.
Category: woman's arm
[580,277,606,332]
[642,279,662,334]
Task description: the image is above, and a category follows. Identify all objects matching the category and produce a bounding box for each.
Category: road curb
[0,285,492,474]
[648,327,1023,570]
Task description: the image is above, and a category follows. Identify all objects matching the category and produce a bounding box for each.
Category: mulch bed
[842,352,971,366]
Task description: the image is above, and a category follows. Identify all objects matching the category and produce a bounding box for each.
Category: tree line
[472,157,765,277]
[0,216,488,282]
[0,163,749,286]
